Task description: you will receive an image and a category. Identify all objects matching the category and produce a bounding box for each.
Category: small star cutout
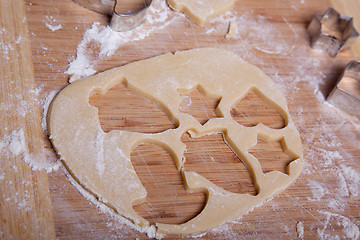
[178,85,221,125]
[248,137,298,175]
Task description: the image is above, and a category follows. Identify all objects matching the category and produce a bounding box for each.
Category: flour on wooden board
[0,160,33,213]
[296,221,304,238]
[209,12,298,56]
[0,27,13,60]
[66,0,180,82]
[0,84,59,172]
[4,128,60,172]
[340,165,360,198]
[0,87,41,119]
[1,88,63,172]
[43,15,62,32]
[317,211,359,240]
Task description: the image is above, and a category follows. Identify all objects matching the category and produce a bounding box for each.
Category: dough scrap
[226,21,237,38]
[167,0,235,26]
[48,48,303,236]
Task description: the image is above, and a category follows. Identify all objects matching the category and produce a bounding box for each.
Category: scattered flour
[336,167,351,198]
[8,129,45,169]
[324,150,343,166]
[191,232,207,238]
[210,13,297,56]
[0,28,13,60]
[340,165,360,198]
[95,131,105,176]
[297,221,304,238]
[307,179,328,201]
[317,211,359,240]
[45,22,62,31]
[8,129,26,156]
[43,16,63,31]
[146,225,157,239]
[6,128,60,172]
[66,0,179,81]
[15,36,22,44]
[327,198,345,212]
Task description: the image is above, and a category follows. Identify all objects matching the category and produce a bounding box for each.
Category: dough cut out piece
[167,0,235,26]
[48,48,303,237]
[226,21,237,38]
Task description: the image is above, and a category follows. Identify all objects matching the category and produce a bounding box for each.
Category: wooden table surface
[1,0,359,239]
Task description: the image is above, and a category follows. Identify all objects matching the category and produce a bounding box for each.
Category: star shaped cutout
[248,137,299,175]
[178,85,221,125]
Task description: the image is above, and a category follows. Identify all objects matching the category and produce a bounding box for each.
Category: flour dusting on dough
[95,131,105,176]
[340,165,359,198]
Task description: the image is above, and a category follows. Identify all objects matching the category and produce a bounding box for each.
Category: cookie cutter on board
[307,7,359,57]
[73,0,152,31]
[327,61,360,120]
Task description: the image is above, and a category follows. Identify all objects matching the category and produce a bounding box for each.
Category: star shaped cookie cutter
[73,0,152,32]
[307,7,359,57]
[327,61,360,120]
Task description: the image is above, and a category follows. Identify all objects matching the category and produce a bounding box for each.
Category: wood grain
[1,0,359,239]
[0,0,55,239]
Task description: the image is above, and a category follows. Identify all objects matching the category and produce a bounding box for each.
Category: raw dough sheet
[48,48,303,237]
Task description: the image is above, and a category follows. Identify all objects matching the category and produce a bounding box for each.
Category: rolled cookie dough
[48,48,303,237]
[167,0,235,26]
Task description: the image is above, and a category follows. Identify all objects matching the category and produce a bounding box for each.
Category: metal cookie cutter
[73,0,152,31]
[327,61,360,120]
[307,7,359,57]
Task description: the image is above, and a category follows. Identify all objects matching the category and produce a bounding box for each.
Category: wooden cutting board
[1,0,359,239]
